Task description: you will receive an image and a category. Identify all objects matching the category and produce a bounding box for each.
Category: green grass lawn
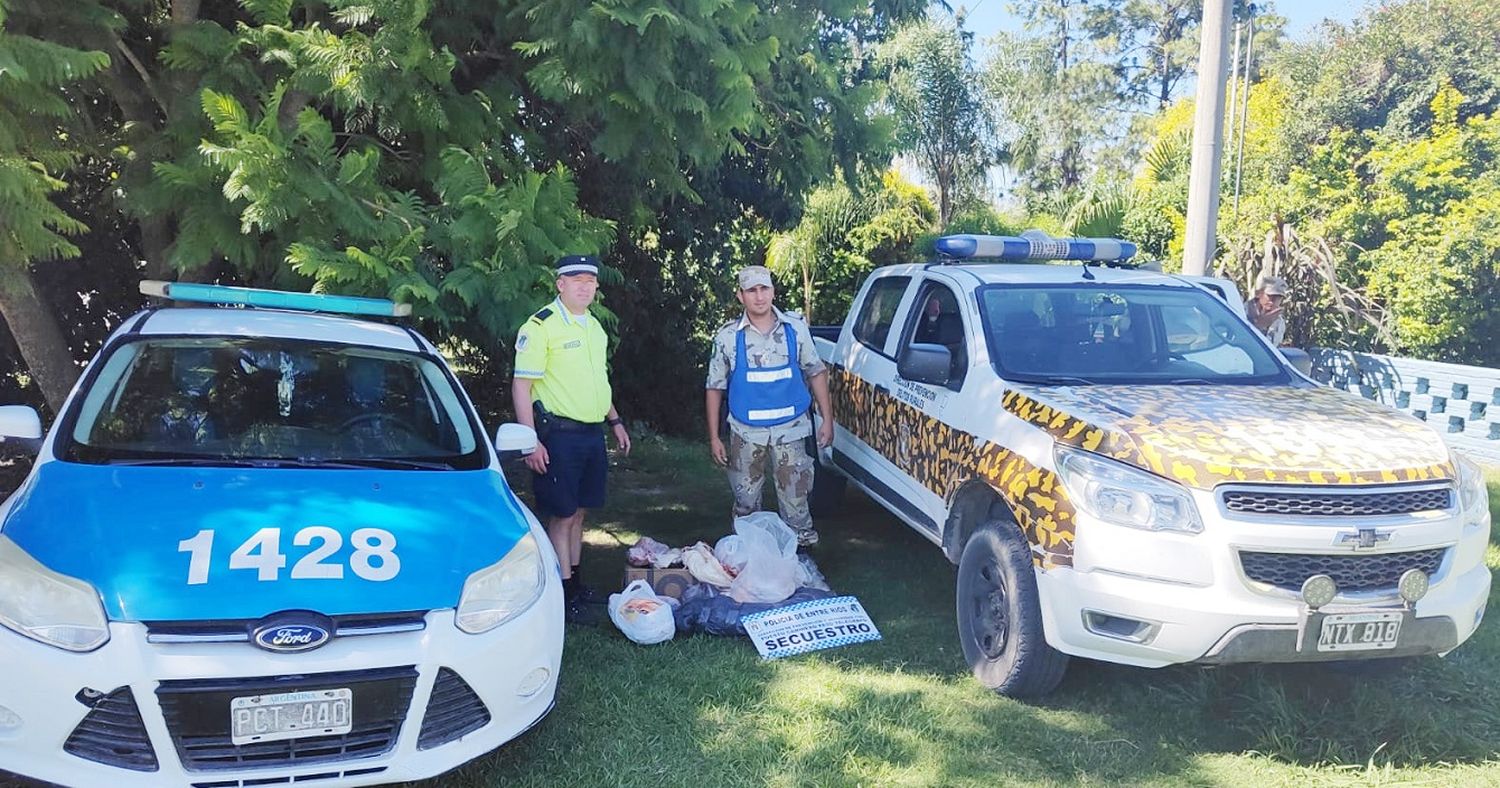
[4,447,1496,787]
[411,443,1500,788]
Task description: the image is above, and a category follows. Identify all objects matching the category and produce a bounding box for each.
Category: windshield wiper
[106,457,286,468]
[1163,378,1218,385]
[1012,375,1095,386]
[289,457,456,471]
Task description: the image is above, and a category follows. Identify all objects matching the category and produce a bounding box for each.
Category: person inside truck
[911,290,967,383]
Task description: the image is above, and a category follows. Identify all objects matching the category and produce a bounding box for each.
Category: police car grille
[156,666,417,772]
[63,687,159,772]
[1239,548,1447,593]
[190,766,387,787]
[417,668,491,750]
[144,610,428,644]
[1221,485,1452,517]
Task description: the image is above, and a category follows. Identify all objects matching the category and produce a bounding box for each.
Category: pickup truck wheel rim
[972,560,1009,659]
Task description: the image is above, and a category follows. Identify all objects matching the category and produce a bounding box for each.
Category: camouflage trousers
[726,430,818,546]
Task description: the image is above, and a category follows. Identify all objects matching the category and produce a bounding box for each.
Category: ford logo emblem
[251,611,333,653]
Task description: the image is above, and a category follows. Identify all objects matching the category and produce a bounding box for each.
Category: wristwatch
[606,417,624,427]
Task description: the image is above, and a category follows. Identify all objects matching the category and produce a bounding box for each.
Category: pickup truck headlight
[0,536,110,652]
[1055,447,1204,534]
[1458,455,1490,514]
[455,532,547,634]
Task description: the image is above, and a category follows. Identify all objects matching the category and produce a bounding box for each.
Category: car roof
[119,307,423,352]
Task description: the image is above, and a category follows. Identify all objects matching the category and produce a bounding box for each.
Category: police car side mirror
[0,406,42,457]
[898,344,951,387]
[494,423,538,462]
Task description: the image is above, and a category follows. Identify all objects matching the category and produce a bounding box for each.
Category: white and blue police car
[0,282,563,786]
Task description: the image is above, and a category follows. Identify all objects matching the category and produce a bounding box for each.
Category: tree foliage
[1130,0,1500,364]
[1,0,925,432]
[766,170,935,323]
[881,14,994,226]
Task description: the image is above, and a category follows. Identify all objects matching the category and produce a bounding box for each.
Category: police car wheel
[955,522,1068,698]
[808,458,846,518]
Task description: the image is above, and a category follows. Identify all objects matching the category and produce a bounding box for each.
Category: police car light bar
[139,281,413,318]
[934,233,1137,262]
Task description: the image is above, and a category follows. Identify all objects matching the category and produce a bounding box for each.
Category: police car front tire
[956,522,1068,698]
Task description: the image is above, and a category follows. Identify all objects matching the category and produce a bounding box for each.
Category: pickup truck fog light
[516,667,551,698]
[1398,569,1430,604]
[1081,610,1159,644]
[1301,574,1337,609]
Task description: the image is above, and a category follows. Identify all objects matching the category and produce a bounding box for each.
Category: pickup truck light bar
[139,281,412,318]
[934,233,1138,263]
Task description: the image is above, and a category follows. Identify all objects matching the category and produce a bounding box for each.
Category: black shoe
[569,581,606,605]
[564,598,603,626]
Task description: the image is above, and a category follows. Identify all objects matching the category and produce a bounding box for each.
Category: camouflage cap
[737,265,773,290]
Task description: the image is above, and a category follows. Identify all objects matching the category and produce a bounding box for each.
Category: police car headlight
[0,536,110,652]
[1055,447,1204,534]
[455,532,546,634]
[1457,455,1490,515]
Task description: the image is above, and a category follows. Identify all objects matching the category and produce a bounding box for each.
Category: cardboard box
[622,565,698,600]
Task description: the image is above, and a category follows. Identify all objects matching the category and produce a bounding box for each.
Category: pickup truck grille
[1220,485,1452,517]
[1239,548,1446,593]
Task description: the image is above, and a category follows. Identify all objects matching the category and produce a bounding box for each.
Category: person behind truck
[1246,274,1288,346]
[512,255,632,622]
[705,265,834,549]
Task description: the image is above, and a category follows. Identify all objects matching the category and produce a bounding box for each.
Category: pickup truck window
[901,282,968,389]
[978,284,1289,385]
[853,275,911,353]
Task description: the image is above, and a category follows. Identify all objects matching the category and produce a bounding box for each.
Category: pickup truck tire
[956,522,1068,697]
[809,456,847,518]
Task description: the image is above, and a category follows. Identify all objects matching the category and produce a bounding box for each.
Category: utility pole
[1182,0,1233,276]
[1232,10,1257,221]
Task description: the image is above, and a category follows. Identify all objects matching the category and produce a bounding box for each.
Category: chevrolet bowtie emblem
[1335,528,1392,550]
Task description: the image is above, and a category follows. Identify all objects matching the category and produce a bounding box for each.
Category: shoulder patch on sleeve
[530,307,553,325]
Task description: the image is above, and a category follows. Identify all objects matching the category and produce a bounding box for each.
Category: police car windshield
[978,283,1290,386]
[60,338,486,469]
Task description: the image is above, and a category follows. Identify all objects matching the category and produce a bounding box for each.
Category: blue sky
[956,0,1375,43]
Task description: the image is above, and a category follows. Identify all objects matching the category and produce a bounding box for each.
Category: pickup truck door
[880,277,976,533]
[826,272,939,533]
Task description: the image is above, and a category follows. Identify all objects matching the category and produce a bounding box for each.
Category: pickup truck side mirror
[0,405,43,457]
[898,343,951,387]
[1278,347,1313,377]
[493,423,538,462]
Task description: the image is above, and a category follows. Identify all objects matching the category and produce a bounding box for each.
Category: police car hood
[1004,383,1454,489]
[0,462,534,621]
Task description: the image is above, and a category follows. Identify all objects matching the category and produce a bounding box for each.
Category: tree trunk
[0,267,80,413]
[140,214,176,280]
[801,261,814,323]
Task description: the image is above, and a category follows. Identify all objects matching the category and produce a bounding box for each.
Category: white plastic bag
[608,580,676,645]
[714,535,749,575]
[681,542,736,588]
[727,522,800,604]
[733,511,798,559]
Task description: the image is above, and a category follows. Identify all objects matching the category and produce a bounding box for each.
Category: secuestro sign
[741,596,881,660]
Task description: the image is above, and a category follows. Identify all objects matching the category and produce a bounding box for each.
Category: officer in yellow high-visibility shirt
[512,255,631,622]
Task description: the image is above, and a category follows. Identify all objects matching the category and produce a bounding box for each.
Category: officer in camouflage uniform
[705,266,834,548]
